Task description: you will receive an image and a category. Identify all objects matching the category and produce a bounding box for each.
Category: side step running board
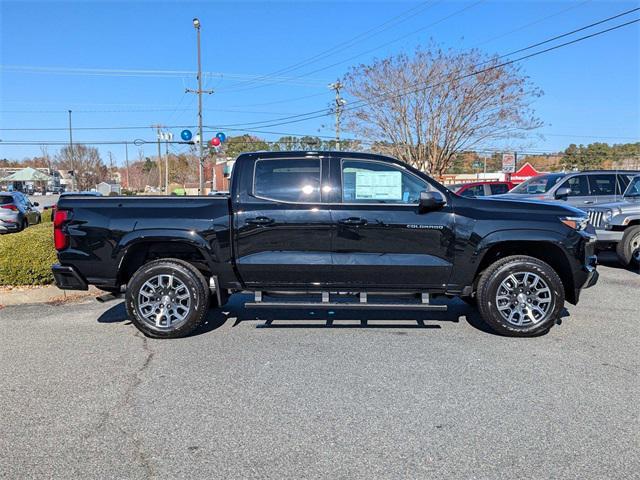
[245,301,446,311]
[245,291,447,311]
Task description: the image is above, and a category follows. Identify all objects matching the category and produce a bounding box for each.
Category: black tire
[616,226,640,267]
[18,219,28,231]
[476,255,565,337]
[125,259,210,339]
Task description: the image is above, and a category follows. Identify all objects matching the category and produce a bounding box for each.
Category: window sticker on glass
[354,170,402,200]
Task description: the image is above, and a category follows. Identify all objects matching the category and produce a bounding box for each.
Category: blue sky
[1,0,639,167]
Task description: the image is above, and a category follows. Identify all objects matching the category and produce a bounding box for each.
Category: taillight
[53,210,70,250]
[1,204,18,211]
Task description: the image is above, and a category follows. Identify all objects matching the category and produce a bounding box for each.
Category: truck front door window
[560,176,590,196]
[341,160,428,203]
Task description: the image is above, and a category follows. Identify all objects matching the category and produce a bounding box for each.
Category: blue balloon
[216,132,226,143]
[181,129,193,141]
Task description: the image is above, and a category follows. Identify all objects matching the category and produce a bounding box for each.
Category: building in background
[96,181,121,196]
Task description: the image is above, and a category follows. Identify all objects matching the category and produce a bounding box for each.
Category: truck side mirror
[555,187,571,200]
[419,191,446,212]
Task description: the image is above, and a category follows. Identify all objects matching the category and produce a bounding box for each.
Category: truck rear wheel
[476,255,564,337]
[126,259,209,339]
[616,226,640,267]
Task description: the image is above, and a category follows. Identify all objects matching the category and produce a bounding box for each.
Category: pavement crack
[123,331,157,479]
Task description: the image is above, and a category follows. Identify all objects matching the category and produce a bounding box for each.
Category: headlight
[604,209,613,224]
[560,216,588,231]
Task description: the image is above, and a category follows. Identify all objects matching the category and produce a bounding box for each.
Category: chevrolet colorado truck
[52,151,599,338]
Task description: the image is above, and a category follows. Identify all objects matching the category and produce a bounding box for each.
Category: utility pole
[68,110,75,191]
[328,81,346,151]
[164,132,173,194]
[124,142,130,190]
[152,125,164,191]
[186,18,213,195]
[108,151,114,182]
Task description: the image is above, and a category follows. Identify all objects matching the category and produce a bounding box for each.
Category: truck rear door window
[254,158,321,203]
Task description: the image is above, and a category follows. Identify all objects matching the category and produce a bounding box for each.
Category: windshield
[510,174,564,194]
[624,177,640,197]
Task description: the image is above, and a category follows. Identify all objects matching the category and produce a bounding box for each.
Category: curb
[0,285,103,308]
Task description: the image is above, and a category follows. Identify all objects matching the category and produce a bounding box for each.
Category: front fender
[612,213,640,226]
[475,228,570,257]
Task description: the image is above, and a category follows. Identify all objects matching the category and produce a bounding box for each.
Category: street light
[193,17,204,194]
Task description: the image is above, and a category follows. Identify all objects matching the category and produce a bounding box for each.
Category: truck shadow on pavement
[97,294,570,338]
[597,251,639,274]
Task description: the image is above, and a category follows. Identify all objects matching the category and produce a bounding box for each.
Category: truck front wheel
[126,259,210,339]
[476,255,565,337]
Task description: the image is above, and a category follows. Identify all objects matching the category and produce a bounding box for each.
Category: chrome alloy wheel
[495,272,552,326]
[137,274,192,331]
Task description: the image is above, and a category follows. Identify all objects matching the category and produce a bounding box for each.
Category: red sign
[510,162,542,184]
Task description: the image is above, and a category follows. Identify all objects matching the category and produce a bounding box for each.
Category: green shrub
[41,208,53,223]
[0,223,57,285]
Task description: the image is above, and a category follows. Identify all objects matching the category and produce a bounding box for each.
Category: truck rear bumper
[52,264,89,291]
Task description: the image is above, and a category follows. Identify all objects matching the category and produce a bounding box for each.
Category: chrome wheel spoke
[137,273,192,331]
[495,271,552,327]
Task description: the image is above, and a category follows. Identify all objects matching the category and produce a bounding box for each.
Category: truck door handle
[338,217,367,226]
[583,201,594,204]
[246,216,274,226]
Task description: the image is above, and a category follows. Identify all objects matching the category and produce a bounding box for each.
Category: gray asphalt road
[1,258,638,479]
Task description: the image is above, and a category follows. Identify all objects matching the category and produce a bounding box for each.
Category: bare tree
[342,45,543,176]
[55,145,108,191]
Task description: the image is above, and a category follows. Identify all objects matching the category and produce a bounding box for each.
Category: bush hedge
[0,223,57,285]
[41,208,53,223]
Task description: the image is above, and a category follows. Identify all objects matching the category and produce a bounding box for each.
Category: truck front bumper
[52,264,89,290]
[594,228,624,243]
[570,234,599,304]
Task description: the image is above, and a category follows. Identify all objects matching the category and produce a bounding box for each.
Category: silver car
[499,170,638,208]
[586,175,640,266]
[0,192,41,233]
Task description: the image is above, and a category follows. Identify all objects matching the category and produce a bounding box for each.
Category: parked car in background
[0,192,41,233]
[448,181,515,197]
[586,175,640,267]
[498,170,639,208]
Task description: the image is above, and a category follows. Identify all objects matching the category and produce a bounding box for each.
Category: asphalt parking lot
[1,254,638,479]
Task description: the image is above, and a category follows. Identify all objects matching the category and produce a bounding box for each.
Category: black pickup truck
[52,151,598,338]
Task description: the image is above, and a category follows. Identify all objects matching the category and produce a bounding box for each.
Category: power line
[2,138,638,158]
[218,0,442,91]
[211,13,640,130]
[0,65,328,87]
[220,0,484,94]
[2,12,638,135]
